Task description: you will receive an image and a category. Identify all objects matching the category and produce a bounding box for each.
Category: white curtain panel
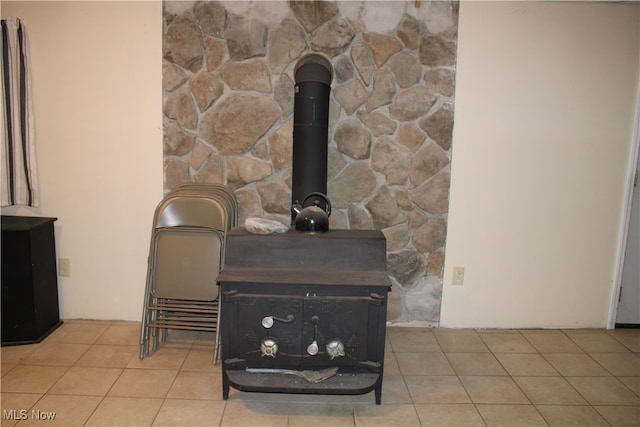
[1,16,38,207]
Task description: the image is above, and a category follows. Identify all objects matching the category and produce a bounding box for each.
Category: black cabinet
[1,216,62,345]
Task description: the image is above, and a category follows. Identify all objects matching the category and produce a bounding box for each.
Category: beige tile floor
[1,320,638,426]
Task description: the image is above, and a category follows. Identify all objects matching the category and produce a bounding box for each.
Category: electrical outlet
[452,267,464,285]
[59,258,71,277]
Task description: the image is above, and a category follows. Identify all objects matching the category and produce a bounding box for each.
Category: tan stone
[219,60,271,93]
[371,137,411,186]
[289,0,338,33]
[334,119,371,160]
[193,155,224,184]
[190,72,223,112]
[412,216,447,253]
[328,162,377,208]
[268,18,307,74]
[164,87,198,130]
[205,37,225,71]
[363,32,401,67]
[268,119,293,171]
[411,171,450,214]
[200,94,280,155]
[333,79,368,116]
[164,14,203,72]
[398,123,426,152]
[226,157,272,189]
[410,142,450,188]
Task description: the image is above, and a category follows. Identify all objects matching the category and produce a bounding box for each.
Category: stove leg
[375,384,382,405]
[222,372,230,400]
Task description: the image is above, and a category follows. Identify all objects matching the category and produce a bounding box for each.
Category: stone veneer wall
[162,1,458,324]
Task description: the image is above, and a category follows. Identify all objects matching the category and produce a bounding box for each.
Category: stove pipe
[291,54,333,224]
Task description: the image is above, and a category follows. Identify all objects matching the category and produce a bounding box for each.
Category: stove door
[301,293,386,370]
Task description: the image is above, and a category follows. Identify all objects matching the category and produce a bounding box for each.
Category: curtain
[1,17,38,207]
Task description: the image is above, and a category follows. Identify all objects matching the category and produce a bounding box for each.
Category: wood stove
[218,228,391,404]
[217,53,391,404]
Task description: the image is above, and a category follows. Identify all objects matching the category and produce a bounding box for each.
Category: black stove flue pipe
[291,54,334,224]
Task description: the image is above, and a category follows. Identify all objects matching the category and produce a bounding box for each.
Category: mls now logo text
[4,409,56,421]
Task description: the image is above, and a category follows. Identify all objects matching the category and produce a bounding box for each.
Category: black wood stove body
[217,228,391,404]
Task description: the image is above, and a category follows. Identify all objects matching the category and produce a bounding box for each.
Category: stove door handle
[261,314,295,329]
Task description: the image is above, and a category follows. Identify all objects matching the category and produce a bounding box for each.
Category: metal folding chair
[140,184,236,364]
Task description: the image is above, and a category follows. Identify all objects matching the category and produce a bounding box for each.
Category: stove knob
[261,316,274,329]
[307,340,319,356]
[261,338,278,358]
[326,339,345,360]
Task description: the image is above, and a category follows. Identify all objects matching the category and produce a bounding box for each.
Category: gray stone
[205,37,226,71]
[388,52,423,89]
[251,140,270,162]
[226,14,268,61]
[245,217,289,235]
[163,62,188,92]
[396,14,421,50]
[389,86,438,122]
[333,79,368,115]
[328,162,377,208]
[366,69,396,112]
[347,204,373,230]
[200,94,280,155]
[350,39,376,85]
[410,142,450,187]
[356,111,396,137]
[311,17,355,57]
[397,123,426,152]
[164,87,198,129]
[419,102,455,150]
[365,186,406,229]
[371,137,410,186]
[193,154,224,184]
[164,121,196,156]
[412,216,447,253]
[164,13,203,72]
[268,119,293,171]
[334,55,355,83]
[363,32,401,67]
[226,157,272,190]
[386,285,405,322]
[256,180,291,214]
[334,119,371,160]
[190,72,223,112]
[327,146,347,181]
[220,59,271,92]
[274,74,294,118]
[236,188,263,225]
[424,68,456,97]
[405,276,442,322]
[194,1,226,38]
[268,18,307,74]
[383,224,410,252]
[387,250,427,287]
[189,141,212,170]
[423,0,457,35]
[289,0,338,33]
[411,171,450,214]
[329,209,348,230]
[164,158,191,190]
[419,33,456,68]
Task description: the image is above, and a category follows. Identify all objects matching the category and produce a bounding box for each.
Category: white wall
[1,1,163,321]
[441,1,640,328]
